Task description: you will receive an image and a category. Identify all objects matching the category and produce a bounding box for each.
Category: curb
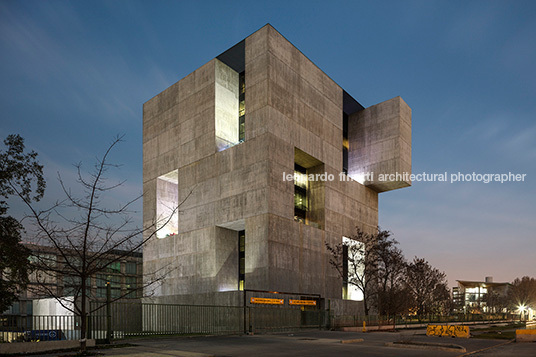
[385,341,466,352]
[341,338,364,344]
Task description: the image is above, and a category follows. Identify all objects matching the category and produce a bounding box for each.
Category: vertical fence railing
[329,313,515,328]
[114,303,245,337]
[2,301,329,342]
[0,315,82,342]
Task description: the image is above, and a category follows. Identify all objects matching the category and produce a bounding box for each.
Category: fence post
[243,290,247,334]
[326,299,331,329]
[106,282,112,343]
[87,313,92,340]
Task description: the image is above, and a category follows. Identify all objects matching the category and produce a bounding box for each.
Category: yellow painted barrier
[516,329,536,334]
[426,325,470,338]
[516,329,536,342]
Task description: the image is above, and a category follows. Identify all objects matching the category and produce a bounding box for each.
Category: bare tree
[326,227,398,316]
[12,135,189,352]
[372,244,410,319]
[404,257,450,317]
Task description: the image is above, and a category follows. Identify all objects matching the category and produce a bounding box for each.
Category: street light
[517,304,527,321]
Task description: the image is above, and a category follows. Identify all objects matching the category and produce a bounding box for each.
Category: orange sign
[250,297,284,305]
[289,299,317,306]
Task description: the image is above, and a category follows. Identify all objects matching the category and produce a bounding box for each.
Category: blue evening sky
[1,0,535,287]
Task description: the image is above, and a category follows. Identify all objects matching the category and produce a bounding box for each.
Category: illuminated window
[343,112,349,175]
[293,149,325,228]
[156,170,179,239]
[239,71,245,142]
[215,60,241,150]
[342,236,364,301]
[294,164,307,222]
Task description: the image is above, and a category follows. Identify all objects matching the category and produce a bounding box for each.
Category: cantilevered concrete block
[348,96,412,192]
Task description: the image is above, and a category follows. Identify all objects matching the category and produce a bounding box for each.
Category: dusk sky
[1,0,535,288]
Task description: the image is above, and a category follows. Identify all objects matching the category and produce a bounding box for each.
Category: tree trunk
[80,311,87,352]
[80,279,87,353]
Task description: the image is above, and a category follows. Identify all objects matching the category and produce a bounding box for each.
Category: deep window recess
[238,230,245,291]
[343,112,349,175]
[156,170,179,238]
[239,71,245,142]
[342,244,348,299]
[294,164,308,223]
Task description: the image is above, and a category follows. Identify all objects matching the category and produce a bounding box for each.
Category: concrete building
[452,277,510,314]
[1,244,142,338]
[142,24,411,313]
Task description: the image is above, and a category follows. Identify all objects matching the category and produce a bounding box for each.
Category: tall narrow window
[342,236,364,301]
[294,164,308,223]
[238,71,245,142]
[215,60,239,151]
[342,244,349,299]
[343,112,349,175]
[238,230,245,290]
[156,170,178,239]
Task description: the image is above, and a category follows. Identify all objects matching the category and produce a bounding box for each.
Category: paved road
[92,330,535,357]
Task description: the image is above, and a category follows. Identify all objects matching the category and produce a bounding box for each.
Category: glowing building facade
[142,24,411,311]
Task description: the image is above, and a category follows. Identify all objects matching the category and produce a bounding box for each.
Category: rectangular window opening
[294,164,308,223]
[342,236,364,301]
[156,170,179,239]
[343,112,349,175]
[239,71,245,142]
[294,148,324,229]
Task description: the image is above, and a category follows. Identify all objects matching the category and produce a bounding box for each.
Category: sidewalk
[340,319,513,332]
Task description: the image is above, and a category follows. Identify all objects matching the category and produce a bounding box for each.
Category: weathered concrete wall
[143,290,243,306]
[243,25,380,298]
[142,24,410,306]
[328,298,365,316]
[348,96,412,192]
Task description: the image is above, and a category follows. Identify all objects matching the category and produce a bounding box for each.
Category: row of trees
[326,228,451,317]
[327,229,536,318]
[483,276,536,315]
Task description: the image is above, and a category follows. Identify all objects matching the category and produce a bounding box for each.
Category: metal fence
[1,306,517,343]
[0,315,85,343]
[95,302,246,336]
[330,313,515,328]
[247,306,325,332]
[0,301,326,342]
